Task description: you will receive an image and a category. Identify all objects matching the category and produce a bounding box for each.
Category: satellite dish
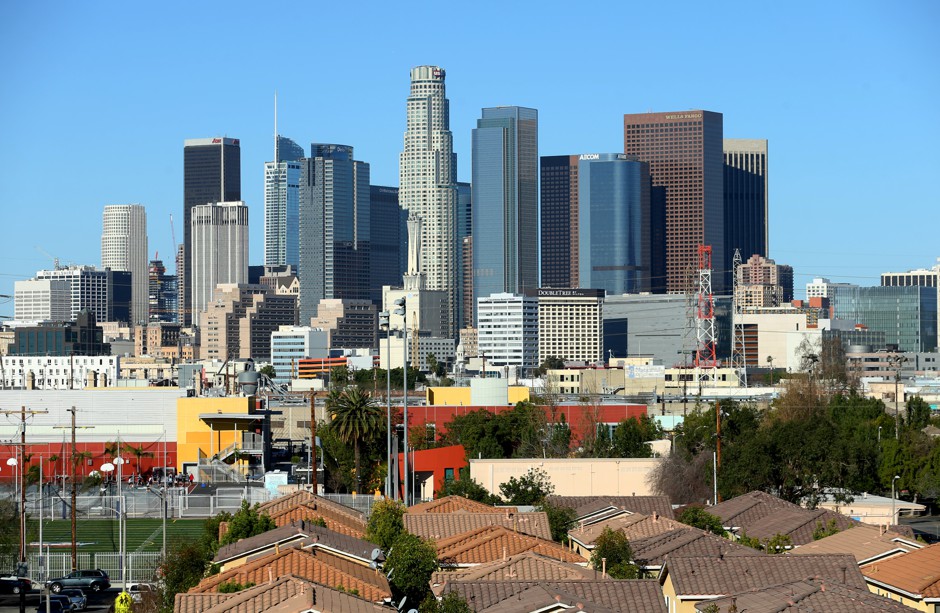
[371,548,383,561]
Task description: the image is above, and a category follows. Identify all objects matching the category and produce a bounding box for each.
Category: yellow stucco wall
[176,396,255,470]
[425,386,530,406]
[866,581,931,612]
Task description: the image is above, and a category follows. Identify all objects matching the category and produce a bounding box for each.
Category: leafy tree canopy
[590,528,638,579]
[436,468,501,505]
[384,532,438,607]
[366,498,405,551]
[676,506,725,536]
[499,467,554,505]
[220,500,276,546]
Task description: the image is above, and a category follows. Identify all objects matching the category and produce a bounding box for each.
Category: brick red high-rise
[624,111,724,293]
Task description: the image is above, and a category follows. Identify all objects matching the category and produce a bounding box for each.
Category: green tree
[536,355,566,376]
[124,443,155,476]
[0,498,17,562]
[201,511,233,556]
[330,366,350,387]
[499,467,554,505]
[156,541,211,611]
[590,527,638,579]
[737,531,792,554]
[812,519,842,540]
[219,500,276,546]
[419,591,474,613]
[258,364,276,379]
[327,386,385,493]
[426,353,445,378]
[676,506,725,536]
[384,532,438,607]
[435,468,501,504]
[218,580,255,593]
[539,500,577,543]
[366,499,406,551]
[610,414,664,458]
[907,396,931,430]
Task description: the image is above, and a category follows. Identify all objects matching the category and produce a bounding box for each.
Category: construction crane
[169,214,178,258]
[35,245,61,270]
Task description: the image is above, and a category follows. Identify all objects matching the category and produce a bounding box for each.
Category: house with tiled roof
[435,525,585,567]
[440,579,665,613]
[546,495,673,522]
[213,520,380,571]
[408,495,517,515]
[568,512,687,558]
[861,542,940,612]
[188,546,392,604]
[630,528,757,576]
[175,574,389,613]
[430,551,602,596]
[708,490,801,530]
[658,553,864,613]
[693,578,918,613]
[256,490,368,537]
[791,523,922,565]
[405,511,552,541]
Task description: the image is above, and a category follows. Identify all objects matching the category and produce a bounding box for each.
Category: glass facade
[577,154,651,295]
[471,107,539,323]
[264,136,304,268]
[539,155,579,288]
[369,185,406,306]
[724,139,769,291]
[831,286,938,352]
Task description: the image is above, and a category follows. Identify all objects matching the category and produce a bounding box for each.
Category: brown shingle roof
[791,523,921,564]
[431,551,600,594]
[546,495,673,520]
[405,512,552,541]
[693,578,919,613]
[742,507,859,546]
[661,554,866,597]
[708,491,802,529]
[630,528,757,568]
[189,547,391,603]
[435,525,584,566]
[214,520,310,563]
[441,579,666,613]
[408,495,517,515]
[861,542,940,598]
[568,512,687,549]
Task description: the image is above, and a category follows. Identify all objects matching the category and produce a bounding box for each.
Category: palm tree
[103,440,121,460]
[123,444,155,477]
[327,386,384,493]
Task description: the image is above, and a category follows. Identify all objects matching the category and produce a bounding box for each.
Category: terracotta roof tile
[861,542,940,598]
[431,551,600,594]
[791,523,921,564]
[441,579,665,613]
[476,584,618,613]
[177,575,389,613]
[189,547,391,603]
[435,525,584,566]
[266,502,368,537]
[694,578,920,612]
[742,507,859,546]
[546,495,673,520]
[408,496,517,515]
[708,491,802,529]
[405,512,552,541]
[259,491,365,521]
[662,553,866,597]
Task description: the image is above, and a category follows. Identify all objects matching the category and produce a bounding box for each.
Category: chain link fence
[2,552,160,586]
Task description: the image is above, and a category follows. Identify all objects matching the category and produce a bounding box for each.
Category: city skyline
[1,2,938,315]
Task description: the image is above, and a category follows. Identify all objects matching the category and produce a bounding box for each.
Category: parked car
[0,575,32,594]
[46,570,110,593]
[128,582,157,604]
[58,588,87,611]
[36,594,74,611]
[34,599,68,613]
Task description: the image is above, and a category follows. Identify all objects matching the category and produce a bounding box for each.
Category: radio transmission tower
[731,249,748,387]
[694,245,718,384]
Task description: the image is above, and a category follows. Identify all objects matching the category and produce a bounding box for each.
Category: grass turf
[32,519,206,554]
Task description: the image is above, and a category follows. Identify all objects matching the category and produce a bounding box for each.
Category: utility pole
[309,393,317,493]
[715,400,721,503]
[69,407,77,570]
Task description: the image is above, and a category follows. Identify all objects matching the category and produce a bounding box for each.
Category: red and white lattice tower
[694,245,718,370]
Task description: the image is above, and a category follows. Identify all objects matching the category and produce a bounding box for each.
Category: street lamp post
[890,354,907,440]
[379,311,392,499]
[892,474,901,526]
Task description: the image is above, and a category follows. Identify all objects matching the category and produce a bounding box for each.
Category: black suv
[47,570,110,593]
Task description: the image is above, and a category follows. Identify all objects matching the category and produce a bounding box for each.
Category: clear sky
[1,1,938,317]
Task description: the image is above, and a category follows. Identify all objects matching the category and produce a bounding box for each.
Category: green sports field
[32,518,206,555]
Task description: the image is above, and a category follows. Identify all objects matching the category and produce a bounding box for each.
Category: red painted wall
[0,442,177,483]
[396,444,467,498]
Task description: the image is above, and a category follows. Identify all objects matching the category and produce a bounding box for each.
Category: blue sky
[1,1,938,317]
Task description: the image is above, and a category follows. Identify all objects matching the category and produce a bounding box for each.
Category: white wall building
[36,266,110,322]
[806,277,857,301]
[537,288,604,364]
[13,278,71,322]
[1,355,119,390]
[102,204,148,325]
[398,65,458,337]
[477,293,538,370]
[379,334,455,372]
[270,325,330,384]
[191,202,249,326]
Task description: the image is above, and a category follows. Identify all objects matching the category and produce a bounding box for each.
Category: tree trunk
[354,443,361,494]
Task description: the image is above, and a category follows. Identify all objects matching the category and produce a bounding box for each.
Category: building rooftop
[693,578,919,613]
[257,491,367,537]
[568,512,687,549]
[215,520,378,567]
[630,528,757,569]
[790,523,921,564]
[545,495,674,520]
[861,542,940,599]
[441,579,665,613]
[408,495,518,515]
[405,511,551,542]
[435,525,585,566]
[431,551,601,595]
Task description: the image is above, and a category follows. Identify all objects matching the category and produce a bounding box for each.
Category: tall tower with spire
[264,94,305,268]
[399,65,458,337]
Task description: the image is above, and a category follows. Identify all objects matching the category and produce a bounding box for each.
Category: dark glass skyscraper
[578,154,652,295]
[369,185,406,305]
[297,144,370,322]
[724,139,769,289]
[183,137,241,326]
[456,181,472,328]
[471,106,538,321]
[539,155,579,288]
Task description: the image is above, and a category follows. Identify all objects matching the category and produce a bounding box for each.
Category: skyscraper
[624,111,724,293]
[539,155,580,288]
[101,204,148,324]
[577,154,652,295]
[190,202,249,326]
[471,106,539,322]
[148,258,178,323]
[399,65,458,337]
[264,136,304,268]
[370,185,407,306]
[183,137,241,326]
[456,182,472,329]
[297,144,371,323]
[724,139,769,289]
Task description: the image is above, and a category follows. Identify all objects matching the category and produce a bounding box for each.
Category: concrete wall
[470,457,661,497]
